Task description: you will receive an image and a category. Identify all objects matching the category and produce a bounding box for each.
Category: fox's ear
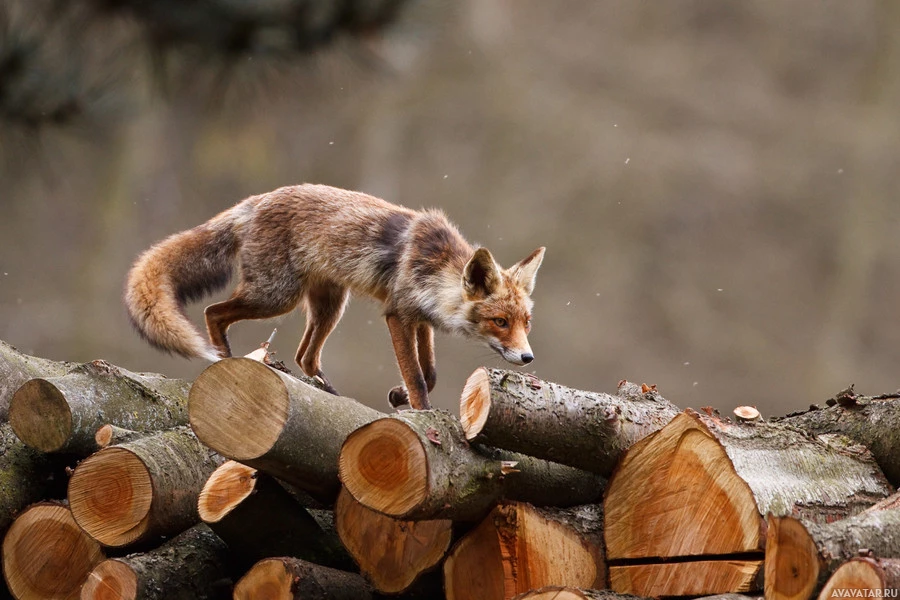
[463,248,501,300]
[510,247,545,295]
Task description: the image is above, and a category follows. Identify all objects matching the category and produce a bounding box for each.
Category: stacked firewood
[1,337,899,600]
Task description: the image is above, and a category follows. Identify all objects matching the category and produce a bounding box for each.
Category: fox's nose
[521,352,534,364]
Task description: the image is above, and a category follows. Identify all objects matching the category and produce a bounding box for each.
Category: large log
[2,502,105,600]
[79,524,230,600]
[188,357,382,503]
[460,370,680,475]
[0,339,75,422]
[512,589,647,600]
[334,486,452,594]
[444,502,605,600]
[9,360,190,454]
[68,426,224,547]
[339,409,605,521]
[778,393,900,486]
[198,460,352,571]
[233,557,374,600]
[818,557,900,600]
[604,410,892,598]
[765,504,900,600]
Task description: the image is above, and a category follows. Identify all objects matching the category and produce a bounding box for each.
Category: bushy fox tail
[124,215,241,361]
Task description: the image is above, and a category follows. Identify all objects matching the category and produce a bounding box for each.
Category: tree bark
[0,338,75,422]
[0,423,70,535]
[9,360,190,454]
[68,426,224,547]
[605,410,891,598]
[765,506,900,600]
[2,502,105,600]
[233,557,374,600]
[444,502,605,600]
[198,460,352,571]
[512,589,647,600]
[818,557,900,600]
[79,524,230,600]
[778,395,900,486]
[188,357,382,503]
[339,409,604,521]
[460,369,680,475]
[334,486,452,594]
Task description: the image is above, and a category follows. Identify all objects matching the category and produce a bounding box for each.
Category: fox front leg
[385,314,431,410]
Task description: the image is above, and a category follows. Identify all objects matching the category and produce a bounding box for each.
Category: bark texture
[766,507,900,600]
[189,357,382,503]
[9,360,189,454]
[0,339,74,422]
[2,502,105,600]
[461,369,680,475]
[340,409,604,521]
[233,557,374,600]
[512,589,648,600]
[444,502,606,600]
[80,524,230,600]
[334,486,452,594]
[778,396,900,486]
[198,460,352,571]
[818,557,900,600]
[68,426,224,547]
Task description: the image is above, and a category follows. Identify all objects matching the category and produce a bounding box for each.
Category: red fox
[125,184,545,410]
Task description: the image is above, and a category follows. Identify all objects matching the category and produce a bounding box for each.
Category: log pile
[1,338,899,600]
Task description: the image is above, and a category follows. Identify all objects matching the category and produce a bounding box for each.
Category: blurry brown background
[1,0,898,416]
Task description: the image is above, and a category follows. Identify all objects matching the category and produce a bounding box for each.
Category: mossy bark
[0,338,74,421]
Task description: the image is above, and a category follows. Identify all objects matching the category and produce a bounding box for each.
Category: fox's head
[461,246,545,366]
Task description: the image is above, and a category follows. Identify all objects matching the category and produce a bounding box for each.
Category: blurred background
[0,0,897,417]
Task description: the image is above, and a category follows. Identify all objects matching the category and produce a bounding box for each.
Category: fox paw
[388,386,409,408]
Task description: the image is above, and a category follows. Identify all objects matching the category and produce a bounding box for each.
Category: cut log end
[459,367,492,441]
[765,515,820,600]
[198,460,258,523]
[233,558,294,599]
[818,559,885,600]
[9,378,72,452]
[2,503,105,600]
[81,559,138,600]
[188,358,290,461]
[339,418,427,516]
[734,406,761,422]
[68,448,153,546]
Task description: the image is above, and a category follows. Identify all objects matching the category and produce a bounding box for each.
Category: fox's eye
[493,318,508,328]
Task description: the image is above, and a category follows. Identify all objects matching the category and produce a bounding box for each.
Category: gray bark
[0,338,75,422]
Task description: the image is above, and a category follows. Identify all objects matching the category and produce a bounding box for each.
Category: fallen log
[460,370,680,475]
[818,557,900,600]
[9,360,190,454]
[765,505,900,600]
[189,357,382,503]
[0,339,74,422]
[233,557,374,600]
[604,410,892,597]
[2,502,105,600]
[339,409,605,521]
[334,486,452,594]
[80,524,230,600]
[68,426,224,547]
[198,460,352,571]
[778,393,900,486]
[444,502,605,600]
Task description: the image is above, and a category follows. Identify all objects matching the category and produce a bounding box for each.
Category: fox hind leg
[205,283,302,359]
[296,283,349,395]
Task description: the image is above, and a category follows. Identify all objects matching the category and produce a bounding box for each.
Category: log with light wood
[460,370,680,475]
[9,359,190,455]
[778,390,900,486]
[68,426,224,547]
[817,557,900,600]
[0,338,75,421]
[2,502,105,600]
[198,460,352,571]
[339,409,605,521]
[604,409,893,598]
[444,501,605,600]
[334,486,452,594]
[233,557,374,600]
[511,588,648,600]
[766,503,900,600]
[188,357,382,503]
[79,524,230,600]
